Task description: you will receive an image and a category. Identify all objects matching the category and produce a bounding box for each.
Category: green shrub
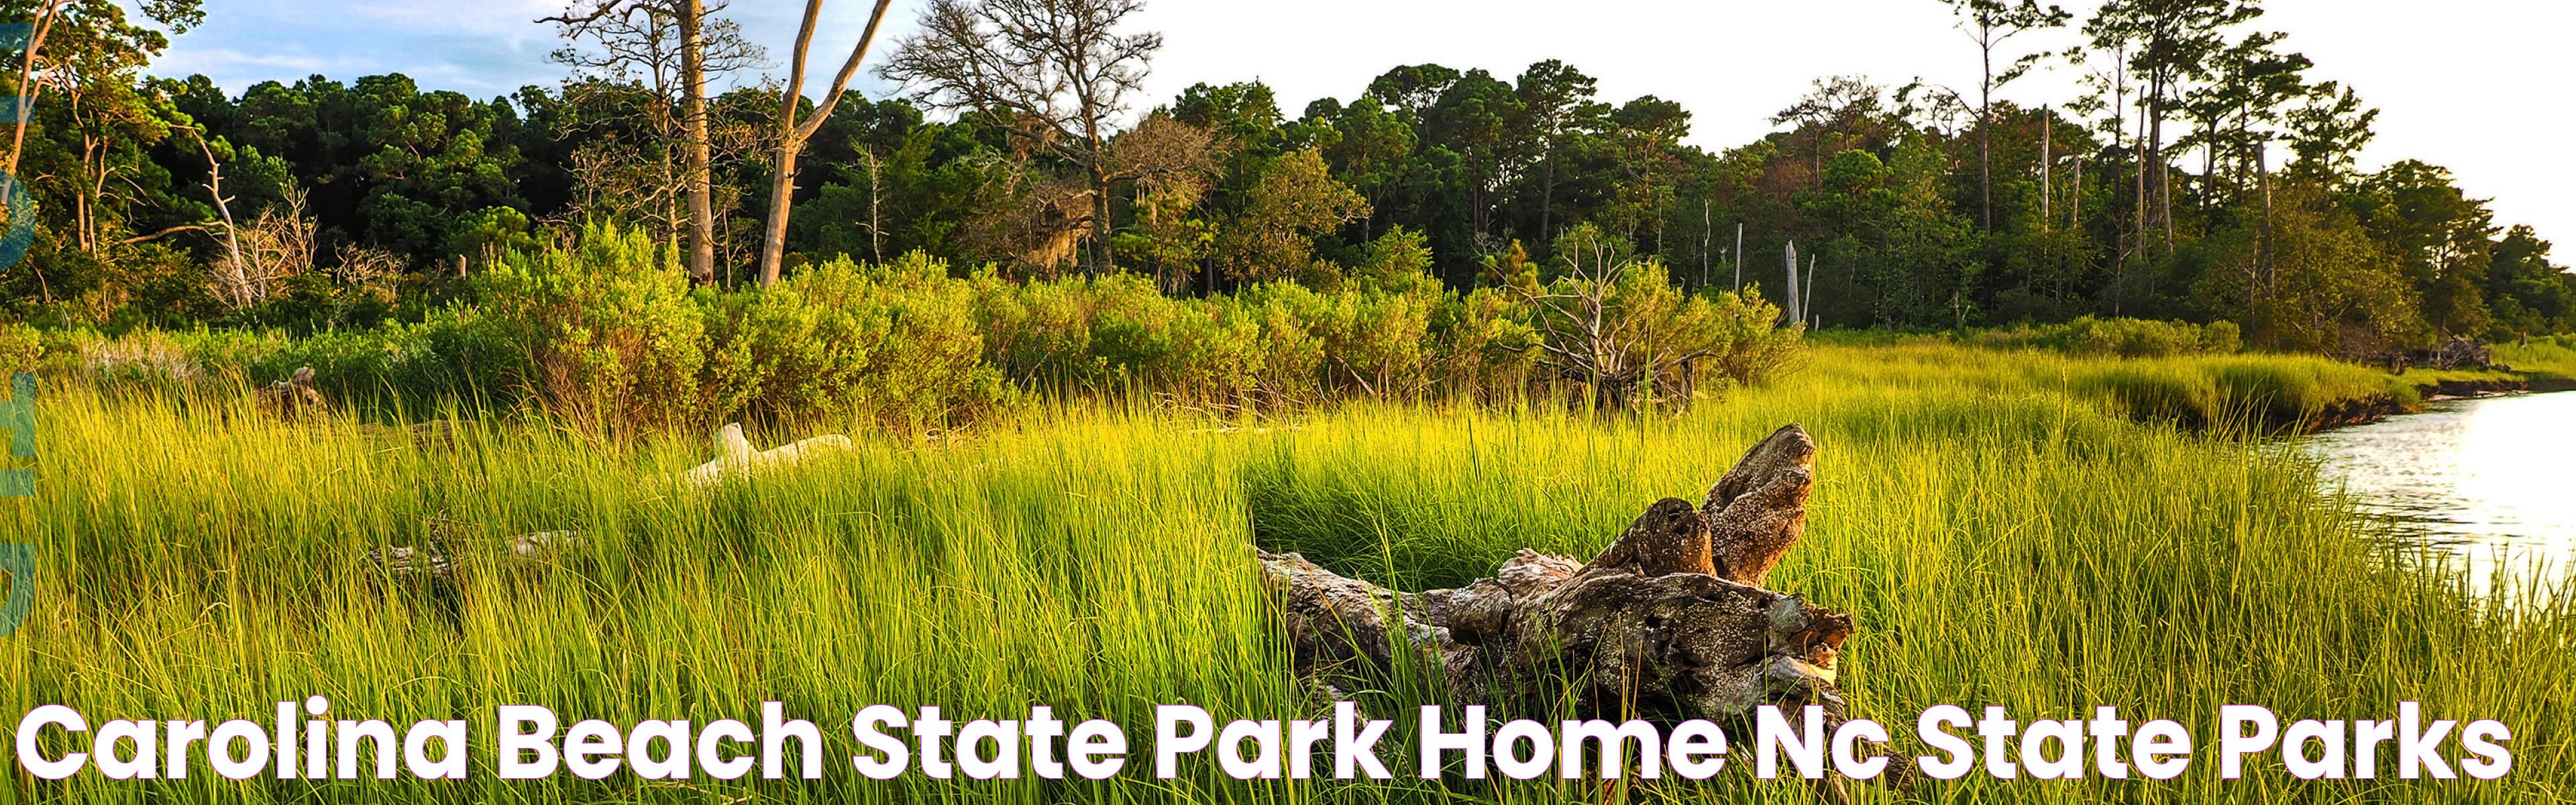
[701,254,1013,431]
[1980,315,2242,358]
[0,323,42,373]
[34,228,1810,431]
[1504,237,1798,409]
[839,254,1014,429]
[474,223,705,432]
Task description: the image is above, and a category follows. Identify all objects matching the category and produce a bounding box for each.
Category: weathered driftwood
[375,423,852,581]
[680,423,855,488]
[1258,423,1856,746]
[254,366,323,419]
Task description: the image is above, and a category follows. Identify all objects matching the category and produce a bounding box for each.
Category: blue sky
[152,0,914,99]
[145,1,2576,251]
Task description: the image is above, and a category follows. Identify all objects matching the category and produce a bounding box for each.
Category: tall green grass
[0,342,2567,803]
[2495,335,2576,382]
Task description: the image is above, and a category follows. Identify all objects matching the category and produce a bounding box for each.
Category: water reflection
[2318,394,2576,590]
[2305,391,2576,590]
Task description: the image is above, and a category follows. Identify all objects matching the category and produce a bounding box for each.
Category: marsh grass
[2494,335,2576,382]
[0,343,2568,803]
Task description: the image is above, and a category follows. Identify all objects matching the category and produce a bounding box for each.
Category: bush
[474,224,706,432]
[0,323,41,374]
[1501,229,1798,409]
[36,228,1809,431]
[1980,316,2242,358]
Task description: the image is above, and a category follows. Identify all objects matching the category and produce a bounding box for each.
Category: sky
[148,0,2576,251]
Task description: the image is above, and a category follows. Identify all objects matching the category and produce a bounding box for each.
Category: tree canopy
[0,0,2566,352]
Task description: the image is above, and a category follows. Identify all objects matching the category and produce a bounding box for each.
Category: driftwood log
[682,423,855,488]
[254,366,324,419]
[372,422,854,582]
[1258,424,1862,785]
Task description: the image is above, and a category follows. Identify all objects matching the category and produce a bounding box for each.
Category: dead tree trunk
[1258,424,1851,727]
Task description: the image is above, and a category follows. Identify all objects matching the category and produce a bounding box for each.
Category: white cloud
[345,0,561,43]
[154,47,374,78]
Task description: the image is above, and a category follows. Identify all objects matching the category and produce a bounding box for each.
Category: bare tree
[883,0,1162,276]
[1509,225,1735,410]
[753,0,895,287]
[2,0,66,179]
[325,244,407,327]
[203,175,314,313]
[184,130,311,311]
[547,0,763,284]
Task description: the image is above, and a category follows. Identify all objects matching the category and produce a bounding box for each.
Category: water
[2304,391,2576,590]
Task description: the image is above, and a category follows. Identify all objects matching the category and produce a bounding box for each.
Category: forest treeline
[4,0,2572,367]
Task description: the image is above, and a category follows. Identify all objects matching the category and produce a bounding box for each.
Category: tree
[19,0,191,254]
[2194,176,2418,352]
[2284,81,2375,180]
[665,0,711,284]
[547,0,763,282]
[2084,0,2261,255]
[195,75,535,267]
[754,0,894,286]
[1511,60,1607,250]
[2482,225,2576,338]
[1940,0,2068,233]
[4,0,202,176]
[1106,111,1221,292]
[1307,95,1414,241]
[1770,76,1888,194]
[1601,96,1688,249]
[1213,147,1366,286]
[885,0,1162,276]
[2354,160,2497,338]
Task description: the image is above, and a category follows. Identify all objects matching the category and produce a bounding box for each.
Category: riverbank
[1888,333,2576,435]
[2311,350,2576,431]
[3,344,2567,802]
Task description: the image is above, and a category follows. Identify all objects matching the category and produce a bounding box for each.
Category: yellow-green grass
[1800,339,2417,432]
[2494,335,2576,383]
[0,342,2567,803]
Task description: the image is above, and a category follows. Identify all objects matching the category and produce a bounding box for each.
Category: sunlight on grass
[0,342,2566,803]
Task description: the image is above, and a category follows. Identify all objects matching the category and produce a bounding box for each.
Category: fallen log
[1258,424,1865,789]
[374,423,852,582]
[680,423,855,488]
[254,366,324,419]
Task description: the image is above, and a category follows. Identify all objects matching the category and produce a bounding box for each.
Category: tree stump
[1258,423,1855,739]
[254,366,324,419]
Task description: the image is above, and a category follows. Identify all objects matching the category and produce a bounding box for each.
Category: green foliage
[1508,225,1802,408]
[1213,148,1370,286]
[1977,315,2244,357]
[702,254,1013,431]
[21,229,1809,429]
[3,20,2573,357]
[474,224,704,431]
[0,323,42,373]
